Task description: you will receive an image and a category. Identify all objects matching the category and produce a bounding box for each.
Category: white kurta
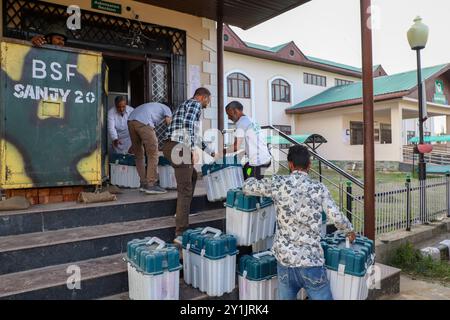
[107,105,133,154]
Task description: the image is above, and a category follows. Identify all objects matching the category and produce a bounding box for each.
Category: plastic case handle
[345,237,350,249]
[146,237,166,250]
[201,227,222,238]
[333,231,353,248]
[253,251,273,259]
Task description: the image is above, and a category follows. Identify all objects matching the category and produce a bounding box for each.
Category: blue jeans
[277,263,333,300]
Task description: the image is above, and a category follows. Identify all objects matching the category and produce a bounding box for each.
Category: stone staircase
[0,188,225,300]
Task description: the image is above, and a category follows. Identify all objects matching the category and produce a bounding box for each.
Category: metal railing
[352,174,450,235]
[261,126,364,188]
[403,144,450,166]
[230,126,449,237]
[261,125,366,233]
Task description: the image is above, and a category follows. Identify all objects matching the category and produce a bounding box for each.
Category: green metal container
[0,39,105,189]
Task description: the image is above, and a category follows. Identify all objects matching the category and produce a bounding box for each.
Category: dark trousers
[162,140,197,236]
[243,162,272,180]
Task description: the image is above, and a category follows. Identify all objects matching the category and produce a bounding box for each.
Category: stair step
[367,263,401,300]
[0,254,127,300]
[99,283,239,301]
[0,209,225,275]
[0,189,222,237]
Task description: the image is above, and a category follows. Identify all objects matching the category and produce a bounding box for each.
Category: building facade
[287,64,450,167]
[223,25,365,133]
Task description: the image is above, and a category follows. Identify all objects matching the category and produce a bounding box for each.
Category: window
[273,125,292,149]
[227,73,251,98]
[350,121,392,145]
[335,79,354,86]
[424,131,431,137]
[304,73,327,87]
[407,131,416,143]
[380,123,392,144]
[272,79,291,103]
[350,121,364,145]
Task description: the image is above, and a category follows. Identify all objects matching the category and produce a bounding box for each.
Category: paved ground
[381,275,450,300]
[381,231,450,300]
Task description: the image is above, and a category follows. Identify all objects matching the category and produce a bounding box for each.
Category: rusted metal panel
[0,38,104,189]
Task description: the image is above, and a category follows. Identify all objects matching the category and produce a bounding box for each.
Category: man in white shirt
[225,101,272,180]
[107,96,133,154]
[128,102,173,194]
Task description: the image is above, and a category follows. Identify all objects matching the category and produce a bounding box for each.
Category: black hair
[287,144,311,170]
[225,101,244,112]
[193,87,211,97]
[114,96,127,105]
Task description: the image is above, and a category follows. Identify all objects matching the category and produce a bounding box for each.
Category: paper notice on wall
[189,65,201,97]
[343,129,350,144]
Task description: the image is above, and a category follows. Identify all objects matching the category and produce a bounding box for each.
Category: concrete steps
[0,184,229,300]
[0,209,225,275]
[0,193,222,237]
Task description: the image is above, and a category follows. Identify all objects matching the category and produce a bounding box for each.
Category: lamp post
[407,16,429,224]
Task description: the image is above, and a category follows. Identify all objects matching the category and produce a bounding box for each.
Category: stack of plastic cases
[321,233,375,300]
[126,237,182,300]
[158,156,177,189]
[225,189,276,246]
[238,251,278,300]
[182,227,238,296]
[110,153,140,188]
[201,156,244,202]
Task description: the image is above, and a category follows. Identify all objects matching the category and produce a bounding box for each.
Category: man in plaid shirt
[162,87,215,239]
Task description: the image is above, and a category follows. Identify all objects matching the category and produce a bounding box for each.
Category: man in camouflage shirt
[242,144,355,300]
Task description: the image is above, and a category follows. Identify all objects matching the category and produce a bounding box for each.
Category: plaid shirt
[166,99,208,151]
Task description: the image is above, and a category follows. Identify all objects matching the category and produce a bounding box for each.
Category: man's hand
[113,139,122,148]
[31,35,47,47]
[192,150,199,165]
[346,231,356,243]
[128,146,134,155]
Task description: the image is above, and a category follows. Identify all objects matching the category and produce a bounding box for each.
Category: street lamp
[407,16,429,224]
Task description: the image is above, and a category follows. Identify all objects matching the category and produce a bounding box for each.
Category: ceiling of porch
[134,0,311,29]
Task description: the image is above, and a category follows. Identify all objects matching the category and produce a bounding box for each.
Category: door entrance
[104,55,171,110]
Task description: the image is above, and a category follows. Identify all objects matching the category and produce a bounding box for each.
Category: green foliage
[389,242,450,284]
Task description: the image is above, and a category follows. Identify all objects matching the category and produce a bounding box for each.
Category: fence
[403,144,450,166]
[257,127,449,238]
[350,175,450,236]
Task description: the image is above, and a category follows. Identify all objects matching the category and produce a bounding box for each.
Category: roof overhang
[134,0,311,30]
[223,25,362,78]
[286,91,408,114]
[225,47,362,78]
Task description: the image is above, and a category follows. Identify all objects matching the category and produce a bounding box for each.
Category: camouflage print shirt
[242,171,353,267]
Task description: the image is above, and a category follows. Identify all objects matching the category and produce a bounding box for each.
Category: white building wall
[223,51,360,130]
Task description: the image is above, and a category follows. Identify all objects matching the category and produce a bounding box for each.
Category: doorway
[104,55,171,110]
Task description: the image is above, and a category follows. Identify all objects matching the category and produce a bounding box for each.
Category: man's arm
[321,184,353,233]
[107,110,118,142]
[242,177,273,198]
